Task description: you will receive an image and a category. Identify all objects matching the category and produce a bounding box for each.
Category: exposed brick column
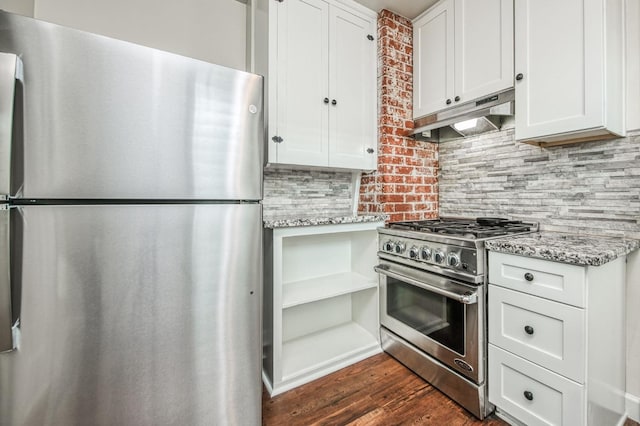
[358,9,438,223]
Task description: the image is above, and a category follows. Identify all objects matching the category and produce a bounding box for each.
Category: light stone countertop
[484,232,640,266]
[263,214,387,229]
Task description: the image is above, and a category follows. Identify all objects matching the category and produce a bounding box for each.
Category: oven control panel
[379,237,478,275]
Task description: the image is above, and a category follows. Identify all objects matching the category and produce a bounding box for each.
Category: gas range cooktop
[386,217,535,240]
[378,217,538,282]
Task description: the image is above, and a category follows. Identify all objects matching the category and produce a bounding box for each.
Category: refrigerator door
[0,204,262,426]
[0,11,262,201]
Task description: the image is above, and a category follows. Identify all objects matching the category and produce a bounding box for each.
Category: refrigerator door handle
[0,206,15,352]
[0,52,21,199]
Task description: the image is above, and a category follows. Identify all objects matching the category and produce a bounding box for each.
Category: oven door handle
[374,265,478,305]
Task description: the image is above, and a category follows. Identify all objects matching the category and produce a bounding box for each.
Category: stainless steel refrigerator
[0,11,263,426]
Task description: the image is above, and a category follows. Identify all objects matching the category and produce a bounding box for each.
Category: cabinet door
[454,0,513,104]
[488,285,585,383]
[413,0,454,118]
[514,0,604,141]
[328,6,376,170]
[275,0,329,167]
[489,345,585,426]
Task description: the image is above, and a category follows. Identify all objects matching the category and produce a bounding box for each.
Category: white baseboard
[262,370,274,396]
[627,392,640,422]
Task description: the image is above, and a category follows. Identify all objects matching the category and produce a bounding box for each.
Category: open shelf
[281,321,379,380]
[282,272,377,309]
[263,220,384,395]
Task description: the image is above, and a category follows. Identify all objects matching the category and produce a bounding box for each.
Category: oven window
[387,277,465,355]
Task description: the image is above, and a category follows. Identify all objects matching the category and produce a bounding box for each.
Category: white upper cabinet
[514,0,625,145]
[328,7,376,170]
[413,0,454,118]
[250,0,376,170]
[275,0,330,167]
[413,0,514,119]
[454,0,514,104]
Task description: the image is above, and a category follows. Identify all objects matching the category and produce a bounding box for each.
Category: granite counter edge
[484,232,640,266]
[264,215,388,229]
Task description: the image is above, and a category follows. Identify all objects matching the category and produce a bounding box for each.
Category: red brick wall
[358,9,438,223]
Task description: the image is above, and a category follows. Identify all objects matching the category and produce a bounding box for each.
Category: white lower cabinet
[488,251,627,426]
[263,221,383,395]
[489,345,585,426]
[489,285,585,383]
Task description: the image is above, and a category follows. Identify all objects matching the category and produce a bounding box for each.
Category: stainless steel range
[375,217,537,419]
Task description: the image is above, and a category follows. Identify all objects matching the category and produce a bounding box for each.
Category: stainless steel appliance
[410,89,515,142]
[376,218,537,419]
[0,11,263,426]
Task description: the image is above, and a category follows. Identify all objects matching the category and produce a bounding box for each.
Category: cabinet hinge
[367,34,374,41]
[272,135,284,143]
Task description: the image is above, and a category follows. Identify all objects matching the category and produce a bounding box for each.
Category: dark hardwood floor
[263,353,506,425]
[264,353,640,426]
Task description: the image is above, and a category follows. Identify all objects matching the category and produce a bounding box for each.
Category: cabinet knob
[366,148,374,154]
[524,272,534,282]
[516,73,524,81]
[446,99,452,105]
[331,99,337,105]
[524,391,534,401]
[271,135,283,143]
[454,96,460,102]
[524,325,534,335]
[367,34,374,41]
[324,97,329,104]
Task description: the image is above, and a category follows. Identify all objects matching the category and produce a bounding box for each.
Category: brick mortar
[358,9,438,222]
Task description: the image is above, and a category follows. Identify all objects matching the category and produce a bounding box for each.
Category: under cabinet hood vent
[411,89,515,143]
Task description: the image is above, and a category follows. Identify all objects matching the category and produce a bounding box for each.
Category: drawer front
[489,252,586,307]
[488,285,585,382]
[489,345,584,426]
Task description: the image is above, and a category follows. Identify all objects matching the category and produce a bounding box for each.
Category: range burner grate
[387,218,532,239]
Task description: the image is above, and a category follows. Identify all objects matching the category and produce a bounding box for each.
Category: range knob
[420,247,432,260]
[395,242,406,254]
[434,251,445,264]
[447,253,461,267]
[384,240,395,252]
[409,246,419,259]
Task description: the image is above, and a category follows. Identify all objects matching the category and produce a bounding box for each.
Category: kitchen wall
[358,10,439,222]
[0,0,33,16]
[627,0,640,131]
[263,168,355,220]
[439,129,640,239]
[0,0,247,70]
[628,249,640,418]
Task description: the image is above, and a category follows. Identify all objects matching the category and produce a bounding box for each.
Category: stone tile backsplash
[263,168,354,220]
[439,128,640,239]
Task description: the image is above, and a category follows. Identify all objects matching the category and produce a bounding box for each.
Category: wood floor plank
[263,353,507,425]
[263,353,640,425]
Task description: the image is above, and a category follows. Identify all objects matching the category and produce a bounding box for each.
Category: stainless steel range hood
[411,89,515,142]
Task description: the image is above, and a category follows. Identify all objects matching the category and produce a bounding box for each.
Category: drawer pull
[524,325,534,335]
[524,272,534,282]
[524,390,534,401]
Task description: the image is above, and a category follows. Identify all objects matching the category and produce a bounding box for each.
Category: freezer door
[0,11,262,201]
[0,204,262,426]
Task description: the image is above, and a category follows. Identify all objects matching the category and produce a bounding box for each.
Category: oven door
[376,259,483,383]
